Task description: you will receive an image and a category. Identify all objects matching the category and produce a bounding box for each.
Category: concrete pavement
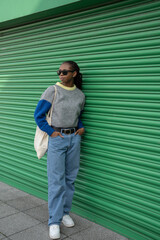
[0,182,129,240]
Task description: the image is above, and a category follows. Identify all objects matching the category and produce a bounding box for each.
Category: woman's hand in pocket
[51,131,64,138]
[75,128,85,136]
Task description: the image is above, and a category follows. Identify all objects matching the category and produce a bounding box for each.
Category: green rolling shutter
[0,1,160,239]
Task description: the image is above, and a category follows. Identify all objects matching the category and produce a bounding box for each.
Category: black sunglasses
[57,70,74,76]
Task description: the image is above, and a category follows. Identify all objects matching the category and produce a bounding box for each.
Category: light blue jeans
[47,133,81,226]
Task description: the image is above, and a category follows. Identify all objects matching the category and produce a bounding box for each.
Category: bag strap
[47,85,57,122]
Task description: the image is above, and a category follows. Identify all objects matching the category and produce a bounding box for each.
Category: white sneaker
[62,215,75,227]
[49,224,60,239]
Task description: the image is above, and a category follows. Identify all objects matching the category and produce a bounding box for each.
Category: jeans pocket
[76,134,82,140]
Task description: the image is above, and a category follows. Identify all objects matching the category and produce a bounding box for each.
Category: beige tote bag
[34,85,57,159]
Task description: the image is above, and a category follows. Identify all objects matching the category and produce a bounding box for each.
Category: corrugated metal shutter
[0,0,160,239]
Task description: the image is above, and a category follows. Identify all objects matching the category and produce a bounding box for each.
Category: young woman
[34,61,85,239]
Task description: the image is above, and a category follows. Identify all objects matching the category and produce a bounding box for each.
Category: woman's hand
[75,128,85,136]
[51,131,64,138]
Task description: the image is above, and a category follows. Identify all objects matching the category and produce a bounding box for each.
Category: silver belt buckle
[64,129,71,135]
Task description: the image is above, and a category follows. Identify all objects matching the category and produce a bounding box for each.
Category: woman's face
[58,63,77,86]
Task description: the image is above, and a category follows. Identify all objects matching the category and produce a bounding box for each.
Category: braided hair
[62,61,82,90]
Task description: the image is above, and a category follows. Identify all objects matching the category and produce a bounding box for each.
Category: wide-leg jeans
[47,133,81,226]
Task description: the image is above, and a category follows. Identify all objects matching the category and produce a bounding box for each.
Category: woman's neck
[61,80,74,87]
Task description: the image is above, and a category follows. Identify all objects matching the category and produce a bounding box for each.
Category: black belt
[51,126,77,135]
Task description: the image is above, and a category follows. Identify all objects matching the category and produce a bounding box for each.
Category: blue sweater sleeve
[34,99,55,136]
[77,111,84,129]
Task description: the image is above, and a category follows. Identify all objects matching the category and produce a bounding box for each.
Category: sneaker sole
[49,234,60,239]
[62,222,75,228]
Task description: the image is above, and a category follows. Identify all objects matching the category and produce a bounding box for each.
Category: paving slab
[0,182,13,191]
[2,238,11,240]
[0,202,18,219]
[0,182,129,240]
[62,238,74,240]
[60,212,92,237]
[60,224,82,238]
[115,235,129,240]
[0,212,40,237]
[0,187,28,202]
[6,194,46,211]
[0,232,7,239]
[68,222,125,240]
[69,213,93,230]
[24,203,49,222]
[8,223,66,240]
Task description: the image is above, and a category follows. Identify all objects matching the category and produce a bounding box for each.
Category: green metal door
[0,1,160,239]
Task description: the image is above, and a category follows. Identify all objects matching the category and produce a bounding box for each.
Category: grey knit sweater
[34,82,85,135]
